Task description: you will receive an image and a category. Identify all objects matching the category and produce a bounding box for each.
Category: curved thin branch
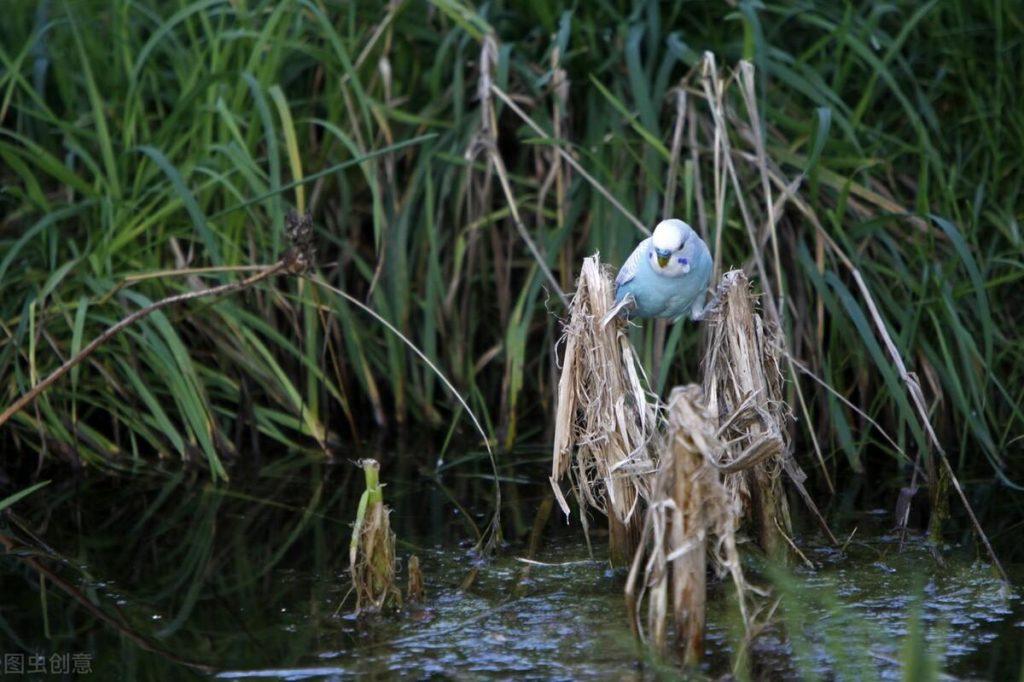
[0,261,290,431]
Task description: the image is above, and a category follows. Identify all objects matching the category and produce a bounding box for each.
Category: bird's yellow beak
[657,254,670,268]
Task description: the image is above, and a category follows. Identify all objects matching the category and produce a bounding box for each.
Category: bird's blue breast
[615,247,712,319]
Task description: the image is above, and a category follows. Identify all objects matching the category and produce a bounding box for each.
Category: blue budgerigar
[609,219,713,321]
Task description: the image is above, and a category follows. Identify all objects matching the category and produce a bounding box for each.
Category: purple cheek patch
[678,258,688,265]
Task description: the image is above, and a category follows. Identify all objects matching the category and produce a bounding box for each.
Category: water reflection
[0,455,1020,679]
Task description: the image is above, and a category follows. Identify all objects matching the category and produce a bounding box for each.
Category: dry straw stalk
[625,385,749,664]
[551,255,657,565]
[701,270,793,558]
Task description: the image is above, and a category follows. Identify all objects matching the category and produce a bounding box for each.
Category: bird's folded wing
[614,237,651,287]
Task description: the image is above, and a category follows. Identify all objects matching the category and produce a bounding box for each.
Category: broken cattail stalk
[701,270,793,558]
[349,459,401,613]
[552,255,656,565]
[406,555,425,604]
[625,385,749,664]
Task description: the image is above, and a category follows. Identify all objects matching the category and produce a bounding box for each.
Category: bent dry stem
[0,261,289,433]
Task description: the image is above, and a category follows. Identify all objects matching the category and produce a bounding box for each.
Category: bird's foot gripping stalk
[599,293,636,328]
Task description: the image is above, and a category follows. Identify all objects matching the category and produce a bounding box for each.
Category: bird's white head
[649,219,695,276]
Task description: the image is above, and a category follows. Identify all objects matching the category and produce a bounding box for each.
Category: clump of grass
[349,459,400,613]
[625,385,749,664]
[552,255,657,565]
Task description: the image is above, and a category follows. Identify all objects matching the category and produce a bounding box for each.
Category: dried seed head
[284,211,316,274]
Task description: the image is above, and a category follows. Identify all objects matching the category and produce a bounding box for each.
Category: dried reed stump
[552,255,656,566]
[701,270,793,559]
[625,386,748,664]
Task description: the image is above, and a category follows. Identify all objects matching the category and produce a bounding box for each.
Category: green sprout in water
[349,459,401,614]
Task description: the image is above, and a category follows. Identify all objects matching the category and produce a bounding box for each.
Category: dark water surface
[1,455,1021,680]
